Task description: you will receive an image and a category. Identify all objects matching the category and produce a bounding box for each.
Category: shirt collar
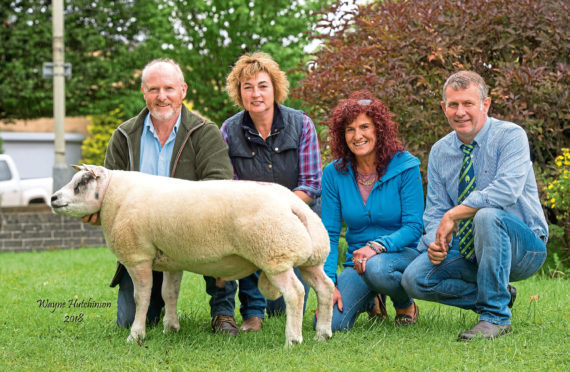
[143,112,181,138]
[452,116,491,149]
[241,103,284,134]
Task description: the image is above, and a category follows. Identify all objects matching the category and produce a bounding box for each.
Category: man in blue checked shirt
[402,71,548,341]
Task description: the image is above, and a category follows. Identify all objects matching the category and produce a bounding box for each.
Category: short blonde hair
[225,52,289,108]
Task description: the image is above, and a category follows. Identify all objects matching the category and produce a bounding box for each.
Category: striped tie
[457,143,476,262]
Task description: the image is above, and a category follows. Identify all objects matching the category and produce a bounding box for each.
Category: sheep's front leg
[266,269,305,347]
[125,261,153,343]
[299,265,334,341]
[162,271,183,333]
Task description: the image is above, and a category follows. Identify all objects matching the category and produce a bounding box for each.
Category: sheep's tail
[290,202,330,266]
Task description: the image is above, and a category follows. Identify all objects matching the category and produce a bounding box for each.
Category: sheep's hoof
[126,330,145,343]
[284,336,303,348]
[163,322,180,334]
[314,328,332,341]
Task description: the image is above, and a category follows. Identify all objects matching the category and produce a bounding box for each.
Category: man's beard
[150,106,177,122]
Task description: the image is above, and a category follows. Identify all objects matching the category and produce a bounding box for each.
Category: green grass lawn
[1,247,568,371]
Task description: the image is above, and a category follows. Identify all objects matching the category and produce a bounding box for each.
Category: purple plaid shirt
[220,112,322,199]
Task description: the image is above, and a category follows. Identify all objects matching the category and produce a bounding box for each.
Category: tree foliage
[0,0,330,125]
[161,0,329,124]
[80,108,123,165]
[294,0,569,173]
[0,0,169,120]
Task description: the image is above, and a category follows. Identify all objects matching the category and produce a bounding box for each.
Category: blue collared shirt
[139,113,181,177]
[420,116,548,251]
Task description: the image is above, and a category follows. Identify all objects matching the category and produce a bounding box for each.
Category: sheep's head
[50,165,110,218]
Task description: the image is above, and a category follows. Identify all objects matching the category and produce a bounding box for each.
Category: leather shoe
[457,320,511,341]
[240,316,263,332]
[211,315,239,336]
[508,284,517,308]
[394,301,419,326]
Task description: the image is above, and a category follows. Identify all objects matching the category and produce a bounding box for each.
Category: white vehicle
[0,154,53,207]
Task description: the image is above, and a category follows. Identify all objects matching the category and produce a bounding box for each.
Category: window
[0,160,13,181]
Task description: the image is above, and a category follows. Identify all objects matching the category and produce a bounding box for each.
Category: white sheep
[50,165,334,346]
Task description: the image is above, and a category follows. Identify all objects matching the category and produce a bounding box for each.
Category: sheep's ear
[83,164,96,178]
[71,165,82,172]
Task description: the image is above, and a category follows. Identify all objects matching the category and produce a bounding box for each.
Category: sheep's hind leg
[265,269,305,346]
[125,261,153,343]
[299,265,334,341]
[162,271,183,333]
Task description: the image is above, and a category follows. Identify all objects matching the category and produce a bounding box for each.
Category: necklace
[356,170,378,186]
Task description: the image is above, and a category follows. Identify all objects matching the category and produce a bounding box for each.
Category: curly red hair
[329,91,404,176]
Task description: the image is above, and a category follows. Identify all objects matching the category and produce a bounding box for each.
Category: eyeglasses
[342,98,372,109]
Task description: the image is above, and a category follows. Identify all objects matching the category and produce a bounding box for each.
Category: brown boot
[211,315,239,336]
[240,317,263,332]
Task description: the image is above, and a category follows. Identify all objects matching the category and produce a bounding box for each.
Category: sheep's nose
[51,195,58,204]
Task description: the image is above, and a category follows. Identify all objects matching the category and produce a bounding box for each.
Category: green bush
[294,0,569,175]
[543,148,570,263]
[80,109,124,166]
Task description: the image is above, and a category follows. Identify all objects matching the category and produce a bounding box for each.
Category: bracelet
[367,241,386,254]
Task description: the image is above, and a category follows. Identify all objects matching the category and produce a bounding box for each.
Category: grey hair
[442,70,488,104]
[141,59,185,88]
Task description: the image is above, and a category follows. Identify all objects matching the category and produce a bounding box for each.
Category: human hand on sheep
[81,212,101,225]
[352,246,378,275]
[333,286,343,312]
[315,286,343,320]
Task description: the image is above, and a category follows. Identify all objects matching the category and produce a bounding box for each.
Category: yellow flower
[556,161,562,167]
[548,184,554,189]
[551,198,556,203]
[552,204,556,208]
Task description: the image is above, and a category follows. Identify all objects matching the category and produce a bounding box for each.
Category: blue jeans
[322,247,420,332]
[402,208,546,325]
[116,270,165,328]
[205,268,310,319]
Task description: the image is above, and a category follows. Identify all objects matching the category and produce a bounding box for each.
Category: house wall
[0,117,89,180]
[0,132,84,179]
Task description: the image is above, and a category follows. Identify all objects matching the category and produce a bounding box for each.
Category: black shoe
[457,320,511,341]
[211,315,239,336]
[508,284,517,308]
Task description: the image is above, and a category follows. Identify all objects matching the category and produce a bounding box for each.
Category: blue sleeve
[420,147,455,251]
[464,127,530,209]
[374,166,424,252]
[321,164,342,284]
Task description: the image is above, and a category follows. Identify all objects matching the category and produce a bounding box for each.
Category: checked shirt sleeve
[294,114,322,199]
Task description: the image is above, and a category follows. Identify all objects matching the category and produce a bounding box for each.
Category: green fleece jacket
[104,105,233,181]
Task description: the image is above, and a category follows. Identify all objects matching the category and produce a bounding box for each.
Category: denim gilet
[224,105,303,190]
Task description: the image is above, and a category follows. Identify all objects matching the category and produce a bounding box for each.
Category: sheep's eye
[73,172,93,194]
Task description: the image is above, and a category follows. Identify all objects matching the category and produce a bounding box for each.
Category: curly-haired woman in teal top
[320,91,424,331]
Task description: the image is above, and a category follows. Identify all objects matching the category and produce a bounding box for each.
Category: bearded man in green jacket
[83,58,233,328]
